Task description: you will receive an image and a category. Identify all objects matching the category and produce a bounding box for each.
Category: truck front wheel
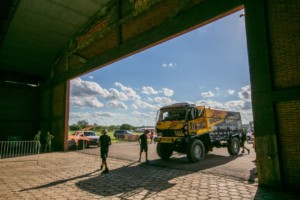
[187,139,205,163]
[227,137,240,156]
[157,142,173,160]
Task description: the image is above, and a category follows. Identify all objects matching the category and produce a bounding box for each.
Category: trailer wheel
[227,137,240,155]
[156,142,173,160]
[187,139,205,163]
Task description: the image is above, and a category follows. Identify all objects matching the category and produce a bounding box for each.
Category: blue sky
[69,10,252,126]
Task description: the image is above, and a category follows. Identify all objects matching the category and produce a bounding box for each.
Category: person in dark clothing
[241,128,250,154]
[139,129,149,163]
[99,129,111,173]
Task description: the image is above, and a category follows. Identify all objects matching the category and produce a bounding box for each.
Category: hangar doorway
[67,10,256,182]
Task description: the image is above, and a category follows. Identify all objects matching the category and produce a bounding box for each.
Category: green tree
[77,120,89,129]
[94,125,105,132]
[120,124,134,130]
[69,124,80,131]
[107,125,117,132]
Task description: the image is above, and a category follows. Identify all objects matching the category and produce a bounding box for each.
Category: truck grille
[161,130,176,137]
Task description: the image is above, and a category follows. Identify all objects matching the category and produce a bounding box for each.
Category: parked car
[68,131,99,148]
[83,131,100,147]
[114,130,133,139]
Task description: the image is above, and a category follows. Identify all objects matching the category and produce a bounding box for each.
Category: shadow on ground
[147,152,240,172]
[19,169,100,191]
[76,162,187,198]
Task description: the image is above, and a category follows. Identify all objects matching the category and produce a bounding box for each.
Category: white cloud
[106,100,128,110]
[224,100,252,110]
[132,111,154,118]
[227,89,235,95]
[131,104,138,110]
[147,97,154,101]
[162,62,176,68]
[69,111,156,126]
[69,112,90,119]
[141,86,158,95]
[115,82,141,100]
[154,97,176,105]
[239,110,253,124]
[195,99,225,110]
[107,88,128,101]
[88,75,94,79]
[201,91,215,98]
[162,88,174,97]
[69,78,253,126]
[91,112,119,118]
[135,99,158,110]
[238,85,251,100]
[70,96,104,108]
[70,78,110,98]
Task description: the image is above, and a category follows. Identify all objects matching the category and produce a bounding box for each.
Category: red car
[68,131,99,148]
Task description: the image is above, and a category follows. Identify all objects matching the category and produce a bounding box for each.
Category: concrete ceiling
[0,0,110,84]
[0,0,242,85]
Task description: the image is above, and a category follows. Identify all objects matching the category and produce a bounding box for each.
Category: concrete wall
[268,1,300,190]
[245,0,300,190]
[51,82,69,151]
[0,83,39,141]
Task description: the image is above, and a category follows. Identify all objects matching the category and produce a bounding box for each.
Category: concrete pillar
[244,0,281,188]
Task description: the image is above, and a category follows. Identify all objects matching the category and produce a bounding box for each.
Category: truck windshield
[157,107,187,122]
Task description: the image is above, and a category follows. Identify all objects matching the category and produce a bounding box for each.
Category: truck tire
[227,137,240,155]
[187,139,205,163]
[156,142,173,160]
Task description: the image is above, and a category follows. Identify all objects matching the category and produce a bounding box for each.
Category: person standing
[34,131,41,152]
[45,131,54,152]
[34,131,41,143]
[99,129,111,173]
[150,129,154,144]
[139,129,149,163]
[241,128,250,154]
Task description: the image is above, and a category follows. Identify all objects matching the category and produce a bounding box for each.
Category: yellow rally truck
[155,103,243,162]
